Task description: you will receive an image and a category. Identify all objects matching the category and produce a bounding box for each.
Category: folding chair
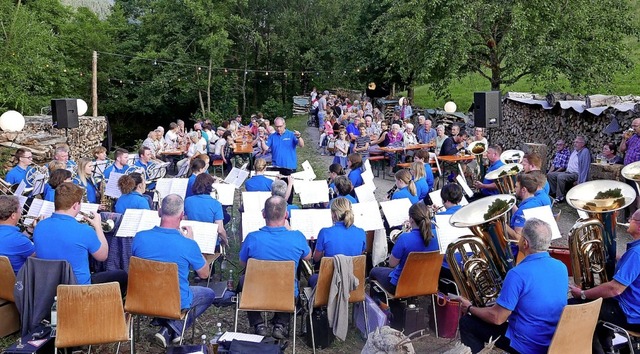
[602,321,640,354]
[0,256,19,337]
[370,252,444,337]
[302,255,367,354]
[234,259,297,353]
[55,282,130,354]
[547,298,602,354]
[125,257,195,353]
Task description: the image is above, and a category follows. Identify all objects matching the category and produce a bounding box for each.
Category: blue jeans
[164,286,216,335]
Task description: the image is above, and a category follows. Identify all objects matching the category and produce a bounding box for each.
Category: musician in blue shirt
[185,158,207,198]
[347,154,365,190]
[259,117,303,172]
[114,172,151,214]
[328,176,358,208]
[184,173,228,247]
[414,150,434,192]
[6,148,35,188]
[391,169,419,205]
[135,146,157,190]
[53,145,77,171]
[245,158,273,192]
[508,173,547,241]
[104,148,131,180]
[73,158,99,204]
[0,196,35,274]
[44,169,72,202]
[474,145,504,197]
[410,162,430,200]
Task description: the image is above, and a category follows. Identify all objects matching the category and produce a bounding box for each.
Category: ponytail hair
[395,169,416,196]
[409,203,433,246]
[330,197,354,227]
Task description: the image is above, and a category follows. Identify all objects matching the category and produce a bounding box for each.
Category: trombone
[78,211,115,232]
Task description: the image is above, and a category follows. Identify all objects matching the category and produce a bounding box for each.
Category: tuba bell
[566,180,635,289]
[500,149,524,164]
[485,163,523,195]
[446,194,517,306]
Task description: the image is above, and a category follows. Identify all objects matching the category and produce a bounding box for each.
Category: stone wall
[488,99,640,171]
[0,116,106,169]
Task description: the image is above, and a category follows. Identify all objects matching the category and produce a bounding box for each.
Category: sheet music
[18,196,27,210]
[291,169,315,181]
[115,209,161,237]
[434,215,474,254]
[455,175,474,197]
[361,163,375,185]
[293,179,310,194]
[241,212,266,240]
[428,189,469,210]
[75,203,100,222]
[153,178,189,202]
[218,332,264,343]
[522,206,562,240]
[289,209,333,240]
[380,199,412,227]
[30,173,46,196]
[224,168,249,188]
[105,172,123,198]
[24,199,55,225]
[301,160,316,179]
[94,161,109,174]
[298,180,330,205]
[242,191,271,213]
[14,180,26,196]
[352,201,384,231]
[180,220,218,254]
[354,184,377,203]
[212,183,236,206]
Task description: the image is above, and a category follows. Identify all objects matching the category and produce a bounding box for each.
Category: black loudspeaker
[474,91,502,128]
[51,99,79,129]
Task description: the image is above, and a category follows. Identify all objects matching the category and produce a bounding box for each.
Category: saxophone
[99,177,114,212]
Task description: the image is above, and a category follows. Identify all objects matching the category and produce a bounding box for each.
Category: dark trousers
[459,315,518,353]
[270,167,296,204]
[369,267,396,296]
[91,270,128,297]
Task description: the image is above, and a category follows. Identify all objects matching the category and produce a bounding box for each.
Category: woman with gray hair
[435,125,448,155]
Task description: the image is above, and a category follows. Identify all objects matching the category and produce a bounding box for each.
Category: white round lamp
[444,101,457,113]
[0,110,26,132]
[77,99,88,116]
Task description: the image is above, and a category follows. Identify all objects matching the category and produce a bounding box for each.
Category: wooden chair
[55,282,130,354]
[0,256,16,302]
[0,256,19,338]
[125,257,194,353]
[548,298,602,354]
[302,255,367,354]
[234,259,297,353]
[370,252,444,337]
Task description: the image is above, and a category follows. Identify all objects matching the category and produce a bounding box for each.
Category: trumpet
[78,211,115,232]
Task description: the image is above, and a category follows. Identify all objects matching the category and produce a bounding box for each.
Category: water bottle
[210,322,223,344]
[201,334,207,350]
[227,269,234,291]
[220,257,228,272]
[50,296,58,327]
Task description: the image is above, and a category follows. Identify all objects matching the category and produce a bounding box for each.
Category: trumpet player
[33,183,128,295]
[458,218,567,354]
[0,195,35,274]
[6,148,35,188]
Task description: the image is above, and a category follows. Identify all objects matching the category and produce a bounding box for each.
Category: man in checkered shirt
[548,139,570,173]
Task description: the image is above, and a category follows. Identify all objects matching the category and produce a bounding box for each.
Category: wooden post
[92,51,98,117]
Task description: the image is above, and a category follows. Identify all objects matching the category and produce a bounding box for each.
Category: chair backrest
[124,256,182,319]
[547,297,602,354]
[395,252,444,298]
[0,256,16,302]
[55,282,129,348]
[313,255,366,307]
[240,259,295,312]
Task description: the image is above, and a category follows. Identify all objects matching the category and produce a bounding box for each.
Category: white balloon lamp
[0,110,26,132]
[77,99,88,116]
[444,101,457,113]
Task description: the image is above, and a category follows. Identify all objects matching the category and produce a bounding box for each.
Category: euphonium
[485,163,523,195]
[467,141,487,184]
[566,180,635,289]
[446,194,517,305]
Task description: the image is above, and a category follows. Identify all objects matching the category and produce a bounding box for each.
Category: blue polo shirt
[239,226,310,297]
[6,165,34,188]
[328,195,358,209]
[132,226,205,309]
[346,123,360,139]
[0,225,34,274]
[414,177,429,200]
[266,129,299,170]
[185,173,198,198]
[534,189,552,206]
[482,160,504,196]
[316,222,366,258]
[44,186,55,202]
[245,175,273,192]
[436,205,463,270]
[115,191,151,214]
[348,167,364,189]
[185,194,224,223]
[424,163,434,191]
[135,160,156,190]
[497,252,567,354]
[613,239,640,324]
[392,186,419,205]
[73,178,98,204]
[510,196,546,229]
[34,213,102,284]
[390,230,439,285]
[103,164,131,180]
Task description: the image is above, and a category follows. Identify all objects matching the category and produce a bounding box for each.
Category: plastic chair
[55,282,130,354]
[124,257,194,353]
[234,259,297,353]
[370,252,444,337]
[547,298,602,354]
[302,255,367,354]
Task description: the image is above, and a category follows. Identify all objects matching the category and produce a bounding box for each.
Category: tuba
[467,141,487,183]
[567,180,635,289]
[485,163,523,195]
[446,194,516,306]
[500,149,524,164]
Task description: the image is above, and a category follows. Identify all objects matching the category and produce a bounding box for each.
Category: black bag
[4,327,54,354]
[166,344,209,353]
[225,338,283,354]
[304,307,335,349]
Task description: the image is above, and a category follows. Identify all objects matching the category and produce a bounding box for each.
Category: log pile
[0,116,106,171]
[489,97,640,173]
[292,96,310,114]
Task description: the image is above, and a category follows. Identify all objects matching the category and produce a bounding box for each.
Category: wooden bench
[211,159,224,177]
[368,155,388,179]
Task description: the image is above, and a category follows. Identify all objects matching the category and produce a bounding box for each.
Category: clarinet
[386,185,398,199]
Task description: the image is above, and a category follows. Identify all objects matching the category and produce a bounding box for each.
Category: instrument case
[353,294,390,340]
[304,306,334,349]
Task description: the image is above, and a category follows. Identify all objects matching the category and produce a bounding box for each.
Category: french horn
[566,180,635,289]
[485,163,523,195]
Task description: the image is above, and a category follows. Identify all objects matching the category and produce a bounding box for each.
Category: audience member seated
[132,194,215,347]
[0,195,35,274]
[548,139,570,173]
[439,130,469,156]
[601,142,623,165]
[548,135,591,203]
